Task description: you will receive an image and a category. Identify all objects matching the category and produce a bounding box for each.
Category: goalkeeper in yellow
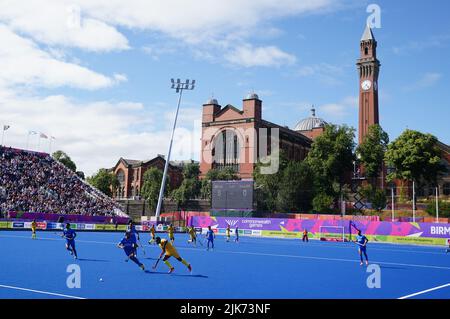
[31,219,37,239]
[155,237,192,274]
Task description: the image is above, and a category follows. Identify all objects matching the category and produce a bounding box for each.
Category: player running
[354,230,369,266]
[118,232,145,271]
[167,223,175,243]
[187,226,197,246]
[62,223,78,259]
[148,224,156,245]
[226,225,231,242]
[155,237,192,274]
[206,226,215,251]
[31,219,37,239]
[235,226,239,243]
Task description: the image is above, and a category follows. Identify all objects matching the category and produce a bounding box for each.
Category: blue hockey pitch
[0,230,449,299]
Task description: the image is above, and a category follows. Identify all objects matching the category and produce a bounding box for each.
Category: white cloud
[0,0,339,65]
[319,96,358,121]
[0,1,129,52]
[0,88,201,176]
[225,44,296,67]
[403,72,442,91]
[0,25,123,90]
[297,63,345,85]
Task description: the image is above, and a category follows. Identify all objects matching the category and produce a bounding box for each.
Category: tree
[141,167,170,213]
[357,124,389,184]
[385,129,446,185]
[276,161,315,212]
[52,150,77,172]
[171,163,201,209]
[86,169,118,197]
[306,124,356,200]
[253,150,288,212]
[361,184,387,212]
[312,193,334,212]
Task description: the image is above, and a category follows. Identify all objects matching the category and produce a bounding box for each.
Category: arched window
[212,130,240,172]
[116,169,125,198]
[365,47,369,55]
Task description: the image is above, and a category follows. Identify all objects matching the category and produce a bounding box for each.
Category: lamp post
[155,79,195,219]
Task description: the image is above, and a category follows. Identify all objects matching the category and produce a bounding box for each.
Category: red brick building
[112,156,186,199]
[200,94,314,179]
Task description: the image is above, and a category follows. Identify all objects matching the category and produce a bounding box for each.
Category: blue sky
[0,0,449,175]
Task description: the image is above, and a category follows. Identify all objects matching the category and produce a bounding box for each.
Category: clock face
[361,80,372,91]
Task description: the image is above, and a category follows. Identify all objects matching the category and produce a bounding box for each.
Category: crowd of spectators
[0,146,123,216]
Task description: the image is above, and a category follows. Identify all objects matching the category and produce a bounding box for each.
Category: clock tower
[357,24,380,144]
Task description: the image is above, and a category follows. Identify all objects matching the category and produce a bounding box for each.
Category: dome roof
[245,93,259,100]
[205,98,219,105]
[294,107,327,131]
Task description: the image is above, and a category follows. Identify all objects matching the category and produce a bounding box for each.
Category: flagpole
[1,129,4,146]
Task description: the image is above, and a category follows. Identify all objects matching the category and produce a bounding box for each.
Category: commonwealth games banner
[189,216,450,246]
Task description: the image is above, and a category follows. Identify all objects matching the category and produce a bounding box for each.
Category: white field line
[0,284,86,299]
[1,234,449,271]
[398,283,450,299]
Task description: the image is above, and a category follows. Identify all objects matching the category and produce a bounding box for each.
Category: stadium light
[155,79,196,219]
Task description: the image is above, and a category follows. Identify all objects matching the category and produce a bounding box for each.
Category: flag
[3,125,10,131]
[40,133,48,139]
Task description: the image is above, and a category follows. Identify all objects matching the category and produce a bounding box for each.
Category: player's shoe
[168,267,175,274]
[188,264,192,272]
[74,255,78,260]
[360,262,363,266]
[140,264,145,271]
[365,261,369,266]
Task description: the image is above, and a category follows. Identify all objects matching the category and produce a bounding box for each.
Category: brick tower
[357,24,380,144]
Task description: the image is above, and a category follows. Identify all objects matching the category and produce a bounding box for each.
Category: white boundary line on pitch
[0,284,86,299]
[398,283,450,299]
[1,234,449,271]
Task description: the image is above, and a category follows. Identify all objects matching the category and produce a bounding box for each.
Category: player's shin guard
[164,260,173,269]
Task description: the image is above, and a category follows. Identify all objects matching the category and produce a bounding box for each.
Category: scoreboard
[211,180,254,210]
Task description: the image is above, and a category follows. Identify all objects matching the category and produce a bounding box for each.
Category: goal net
[319,226,346,242]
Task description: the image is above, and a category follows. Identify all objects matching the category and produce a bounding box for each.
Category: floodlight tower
[155,79,195,219]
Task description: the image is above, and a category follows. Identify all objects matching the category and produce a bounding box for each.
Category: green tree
[141,167,170,213]
[86,168,118,197]
[276,161,314,212]
[312,193,334,212]
[306,124,356,200]
[52,150,77,172]
[357,124,389,184]
[361,184,387,212]
[171,163,201,209]
[253,151,288,212]
[385,129,446,185]
[426,200,450,218]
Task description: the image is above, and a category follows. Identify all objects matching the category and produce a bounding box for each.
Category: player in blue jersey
[235,226,239,243]
[354,230,369,266]
[61,223,78,259]
[205,226,215,251]
[117,231,145,271]
[127,220,141,254]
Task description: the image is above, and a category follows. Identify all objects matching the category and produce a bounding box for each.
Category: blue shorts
[66,239,75,248]
[124,247,136,256]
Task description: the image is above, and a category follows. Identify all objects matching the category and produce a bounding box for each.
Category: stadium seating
[0,146,124,216]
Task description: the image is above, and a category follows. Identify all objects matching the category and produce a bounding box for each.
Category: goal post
[319,225,346,242]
